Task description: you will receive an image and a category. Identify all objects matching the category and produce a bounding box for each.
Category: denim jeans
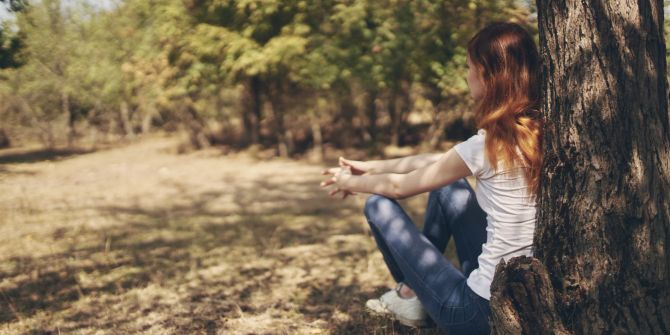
[363,177,491,335]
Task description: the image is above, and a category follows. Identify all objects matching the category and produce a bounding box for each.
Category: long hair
[467,21,543,199]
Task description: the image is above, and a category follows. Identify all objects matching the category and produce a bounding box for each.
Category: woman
[320,21,542,334]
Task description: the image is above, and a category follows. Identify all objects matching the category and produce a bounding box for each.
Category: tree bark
[425,94,459,150]
[63,90,75,147]
[389,81,412,147]
[183,103,210,150]
[426,100,448,149]
[491,1,670,334]
[364,89,378,145]
[120,101,135,138]
[490,256,570,335]
[140,99,156,134]
[310,119,323,163]
[423,86,445,149]
[241,76,262,146]
[269,80,290,158]
[334,86,358,147]
[0,128,10,148]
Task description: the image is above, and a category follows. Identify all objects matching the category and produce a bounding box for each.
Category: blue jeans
[363,177,491,335]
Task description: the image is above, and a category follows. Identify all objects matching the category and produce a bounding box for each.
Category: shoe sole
[395,314,432,328]
[365,301,433,329]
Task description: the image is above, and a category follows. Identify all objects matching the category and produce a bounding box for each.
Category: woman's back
[453,128,537,300]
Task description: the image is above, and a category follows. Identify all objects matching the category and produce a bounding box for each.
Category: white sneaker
[365,282,430,328]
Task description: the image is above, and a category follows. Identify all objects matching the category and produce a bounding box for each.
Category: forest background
[0,0,544,157]
[1,1,669,334]
[1,1,669,157]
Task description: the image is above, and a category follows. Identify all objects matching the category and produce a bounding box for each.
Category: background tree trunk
[389,81,412,147]
[0,128,10,148]
[491,1,670,333]
[335,87,359,147]
[310,118,323,163]
[183,103,210,150]
[240,76,262,146]
[388,89,399,146]
[364,89,378,145]
[269,81,290,158]
[120,100,135,138]
[63,90,75,146]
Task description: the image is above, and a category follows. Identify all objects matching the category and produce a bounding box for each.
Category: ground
[0,133,464,335]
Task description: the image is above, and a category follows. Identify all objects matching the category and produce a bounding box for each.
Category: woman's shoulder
[460,129,486,148]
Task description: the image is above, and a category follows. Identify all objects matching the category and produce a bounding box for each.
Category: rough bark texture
[490,256,569,335]
[491,1,670,334]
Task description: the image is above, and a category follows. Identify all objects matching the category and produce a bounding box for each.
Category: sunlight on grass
[0,137,454,334]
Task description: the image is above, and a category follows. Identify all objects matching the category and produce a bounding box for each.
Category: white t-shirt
[453,128,537,300]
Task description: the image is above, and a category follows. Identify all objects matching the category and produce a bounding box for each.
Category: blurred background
[0,0,539,156]
[0,1,667,334]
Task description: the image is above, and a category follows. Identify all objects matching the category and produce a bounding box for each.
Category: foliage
[0,0,536,152]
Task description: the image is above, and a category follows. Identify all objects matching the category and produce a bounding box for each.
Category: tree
[182,0,312,155]
[0,0,536,153]
[490,1,670,334]
[0,24,23,69]
[0,0,78,147]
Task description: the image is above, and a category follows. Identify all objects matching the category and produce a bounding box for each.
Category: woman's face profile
[466,55,485,101]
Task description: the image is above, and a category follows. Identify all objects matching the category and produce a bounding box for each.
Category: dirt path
[0,134,452,334]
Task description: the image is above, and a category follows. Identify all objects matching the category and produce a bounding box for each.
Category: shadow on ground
[0,141,452,334]
[0,147,97,164]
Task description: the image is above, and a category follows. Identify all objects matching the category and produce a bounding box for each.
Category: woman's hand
[320,164,355,199]
[338,157,371,175]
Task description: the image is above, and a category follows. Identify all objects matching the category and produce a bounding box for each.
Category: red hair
[467,21,543,199]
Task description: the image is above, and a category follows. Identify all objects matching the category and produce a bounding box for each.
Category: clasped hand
[320,157,368,199]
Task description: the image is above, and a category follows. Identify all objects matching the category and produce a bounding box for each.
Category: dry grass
[0,133,462,334]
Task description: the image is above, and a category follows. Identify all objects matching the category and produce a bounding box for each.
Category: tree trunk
[388,82,411,147]
[140,99,157,135]
[120,101,135,138]
[426,101,448,149]
[335,87,358,147]
[0,128,10,149]
[183,104,210,150]
[490,256,570,335]
[389,89,399,146]
[398,81,412,143]
[364,89,378,145]
[423,86,445,149]
[269,81,290,158]
[310,119,323,163]
[63,90,75,146]
[491,1,670,334]
[426,95,457,150]
[141,112,153,134]
[241,76,262,146]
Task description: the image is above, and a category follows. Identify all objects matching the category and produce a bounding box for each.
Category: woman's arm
[336,148,472,199]
[346,152,445,175]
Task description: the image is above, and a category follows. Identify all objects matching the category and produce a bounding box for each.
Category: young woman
[320,22,542,334]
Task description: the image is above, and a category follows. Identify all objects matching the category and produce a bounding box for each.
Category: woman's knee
[364,194,403,223]
[364,194,390,218]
